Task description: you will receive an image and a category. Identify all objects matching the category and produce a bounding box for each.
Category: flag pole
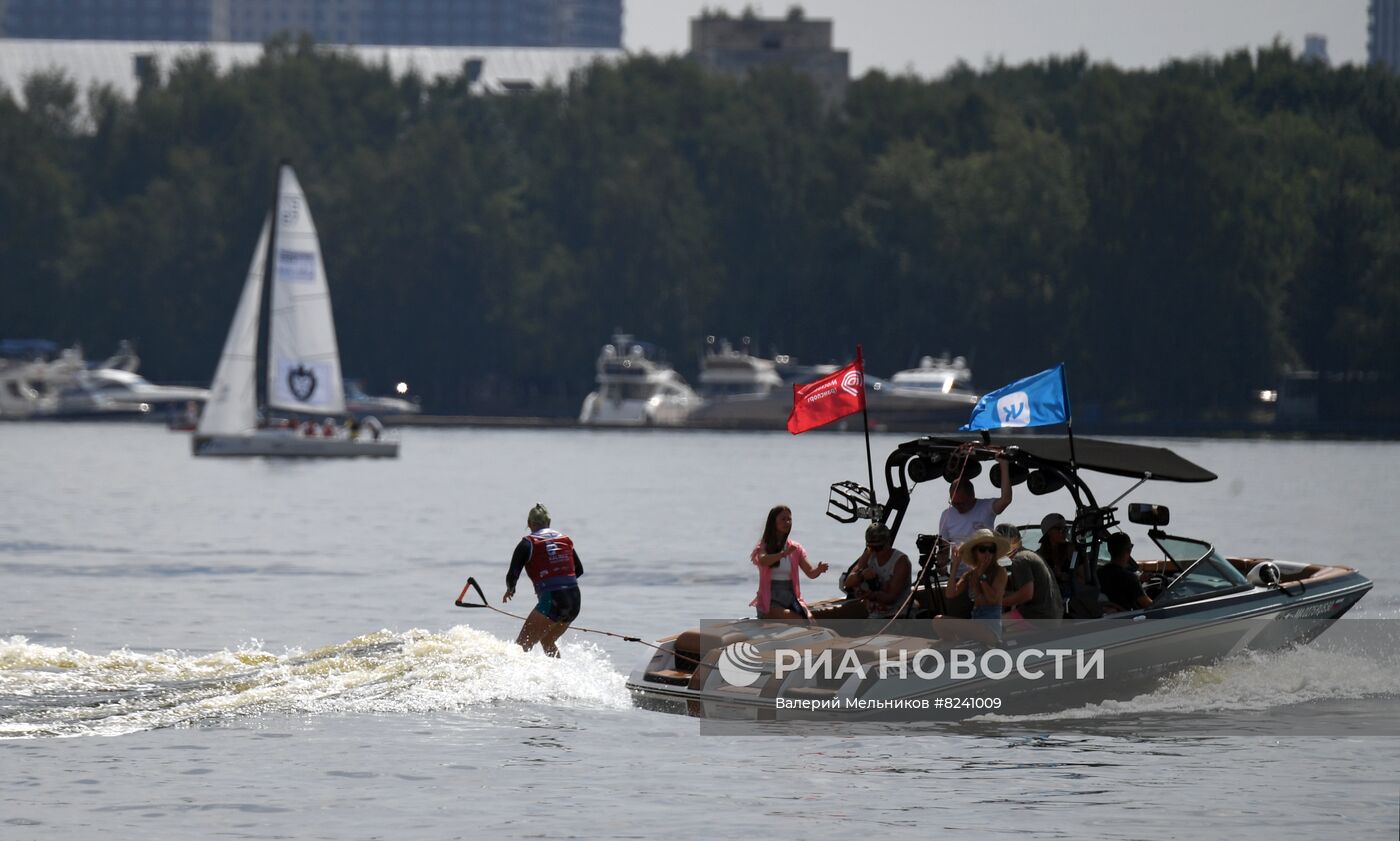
[1061,362,1078,475]
[858,345,877,510]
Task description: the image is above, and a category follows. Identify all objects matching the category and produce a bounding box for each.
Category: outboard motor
[1247,561,1283,588]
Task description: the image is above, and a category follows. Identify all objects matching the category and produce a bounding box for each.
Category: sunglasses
[974,545,997,554]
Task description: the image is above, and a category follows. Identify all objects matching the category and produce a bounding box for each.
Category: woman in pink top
[751,505,829,622]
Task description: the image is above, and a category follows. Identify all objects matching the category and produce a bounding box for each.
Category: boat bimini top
[828,434,1218,569]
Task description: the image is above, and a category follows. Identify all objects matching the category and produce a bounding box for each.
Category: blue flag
[960,364,1070,431]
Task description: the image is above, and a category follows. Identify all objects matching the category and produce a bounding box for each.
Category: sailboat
[192,164,398,458]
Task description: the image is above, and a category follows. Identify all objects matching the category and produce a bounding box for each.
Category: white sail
[266,165,346,415]
[197,217,269,436]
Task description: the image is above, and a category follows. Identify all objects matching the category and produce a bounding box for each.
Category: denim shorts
[758,579,809,619]
[971,603,1002,639]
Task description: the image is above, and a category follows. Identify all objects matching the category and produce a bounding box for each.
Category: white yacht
[344,379,421,418]
[888,354,975,395]
[689,340,978,431]
[578,334,698,426]
[870,353,980,423]
[685,337,789,427]
[0,340,208,420]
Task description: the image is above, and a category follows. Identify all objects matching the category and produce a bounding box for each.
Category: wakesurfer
[503,503,583,658]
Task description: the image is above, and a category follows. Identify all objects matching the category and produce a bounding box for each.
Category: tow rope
[452,577,705,666]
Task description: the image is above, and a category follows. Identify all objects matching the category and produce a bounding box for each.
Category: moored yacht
[689,340,977,431]
[686,337,790,428]
[0,339,208,420]
[888,354,975,395]
[626,434,1372,719]
[578,334,699,426]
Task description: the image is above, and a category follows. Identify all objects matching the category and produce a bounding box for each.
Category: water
[2,424,1398,838]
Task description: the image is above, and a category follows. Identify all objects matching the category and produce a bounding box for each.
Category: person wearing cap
[995,523,1062,621]
[843,523,912,619]
[1099,532,1152,611]
[1037,512,1080,591]
[503,503,584,657]
[933,528,1010,643]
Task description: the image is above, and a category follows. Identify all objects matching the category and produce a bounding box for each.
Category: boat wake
[0,626,629,739]
[986,639,1400,727]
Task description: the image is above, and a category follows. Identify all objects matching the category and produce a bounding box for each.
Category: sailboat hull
[192,430,398,458]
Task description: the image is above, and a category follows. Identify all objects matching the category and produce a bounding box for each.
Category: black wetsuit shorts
[535,585,582,623]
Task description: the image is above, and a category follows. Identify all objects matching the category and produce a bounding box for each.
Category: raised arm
[991,455,1013,515]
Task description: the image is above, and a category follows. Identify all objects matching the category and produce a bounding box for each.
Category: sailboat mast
[255,161,287,417]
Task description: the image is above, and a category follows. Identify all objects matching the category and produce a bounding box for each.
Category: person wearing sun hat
[934,528,1011,642]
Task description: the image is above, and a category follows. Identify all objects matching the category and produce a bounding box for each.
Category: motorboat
[344,378,421,418]
[56,342,209,417]
[864,353,979,425]
[888,354,975,395]
[1,340,83,419]
[626,434,1372,719]
[686,339,978,431]
[578,334,699,426]
[686,337,791,428]
[192,164,398,458]
[0,339,207,420]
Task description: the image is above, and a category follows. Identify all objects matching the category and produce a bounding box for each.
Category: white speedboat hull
[628,568,1371,720]
[192,430,398,458]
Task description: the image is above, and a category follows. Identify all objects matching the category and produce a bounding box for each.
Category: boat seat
[673,628,750,671]
[642,668,693,686]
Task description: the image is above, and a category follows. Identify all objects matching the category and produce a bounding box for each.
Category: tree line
[3,38,1398,419]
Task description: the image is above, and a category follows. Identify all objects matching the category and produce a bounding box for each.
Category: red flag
[787,348,866,434]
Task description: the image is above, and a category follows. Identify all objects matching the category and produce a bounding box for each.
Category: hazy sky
[625,1,1371,77]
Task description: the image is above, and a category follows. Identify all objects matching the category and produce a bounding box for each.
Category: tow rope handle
[454,577,489,608]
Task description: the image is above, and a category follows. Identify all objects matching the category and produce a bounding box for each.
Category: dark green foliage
[2,42,1397,417]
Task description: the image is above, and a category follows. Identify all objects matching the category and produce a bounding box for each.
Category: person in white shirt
[936,454,1013,618]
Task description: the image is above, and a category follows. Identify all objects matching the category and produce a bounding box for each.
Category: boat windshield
[1150,534,1250,606]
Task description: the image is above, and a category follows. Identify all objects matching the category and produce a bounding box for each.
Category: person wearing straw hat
[503,503,584,657]
[932,528,1011,644]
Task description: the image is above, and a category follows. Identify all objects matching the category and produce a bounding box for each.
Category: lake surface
[2,424,1397,838]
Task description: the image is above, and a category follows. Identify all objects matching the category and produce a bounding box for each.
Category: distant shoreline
[384,414,1400,441]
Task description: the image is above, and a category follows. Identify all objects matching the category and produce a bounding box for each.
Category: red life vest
[524,530,576,585]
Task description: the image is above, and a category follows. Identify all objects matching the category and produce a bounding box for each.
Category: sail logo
[716,642,765,687]
[280,196,301,227]
[840,369,863,397]
[276,249,316,283]
[287,365,318,402]
[996,391,1030,427]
